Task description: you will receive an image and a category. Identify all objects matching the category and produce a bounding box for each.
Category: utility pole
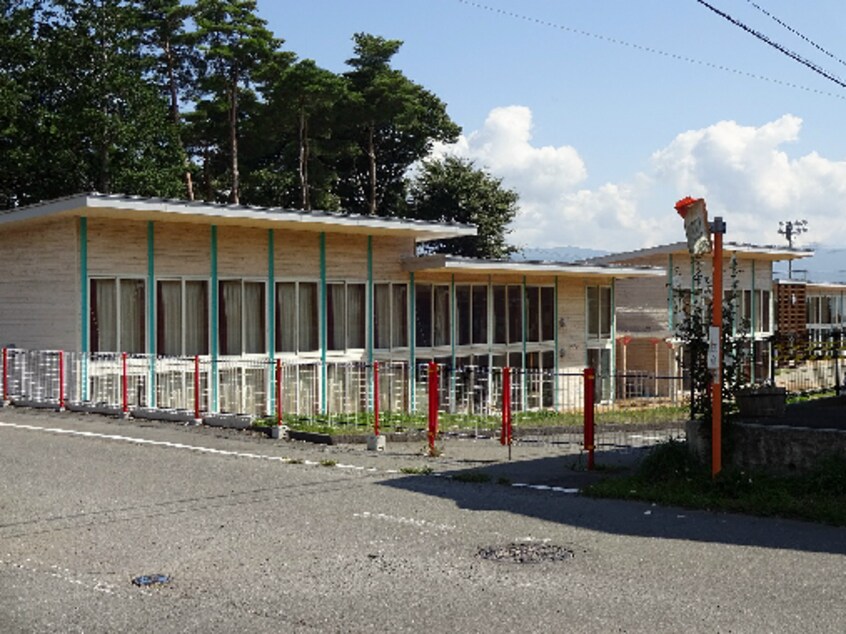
[778,219,808,279]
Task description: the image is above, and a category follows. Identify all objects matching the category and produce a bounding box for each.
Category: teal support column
[409,272,416,412]
[522,276,527,411]
[210,226,219,413]
[553,276,559,410]
[668,254,675,332]
[319,232,327,414]
[80,217,89,402]
[268,229,276,414]
[367,237,374,410]
[147,221,156,408]
[611,278,617,404]
[450,274,456,412]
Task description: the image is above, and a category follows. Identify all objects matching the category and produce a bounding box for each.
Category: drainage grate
[476,543,575,564]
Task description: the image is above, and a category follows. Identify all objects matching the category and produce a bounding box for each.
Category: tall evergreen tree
[408,156,519,259]
[192,0,283,204]
[336,33,460,216]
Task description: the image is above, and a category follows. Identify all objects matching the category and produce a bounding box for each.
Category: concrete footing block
[367,434,386,451]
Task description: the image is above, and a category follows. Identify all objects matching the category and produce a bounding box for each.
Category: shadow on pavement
[379,447,846,556]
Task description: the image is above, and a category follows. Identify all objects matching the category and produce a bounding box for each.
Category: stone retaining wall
[685,420,846,472]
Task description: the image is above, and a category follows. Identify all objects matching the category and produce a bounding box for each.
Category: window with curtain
[415,284,432,348]
[507,285,522,344]
[541,286,554,341]
[243,282,265,353]
[299,282,318,351]
[493,285,506,344]
[391,284,408,348]
[374,283,391,349]
[157,280,182,356]
[433,285,450,346]
[184,281,209,356]
[219,281,242,355]
[472,285,488,345]
[90,278,145,353]
[587,285,612,339]
[527,286,540,342]
[327,283,346,350]
[276,282,297,352]
[347,283,366,349]
[456,285,471,346]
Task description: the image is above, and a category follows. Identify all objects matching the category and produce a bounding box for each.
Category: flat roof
[775,279,846,292]
[403,254,665,279]
[587,241,813,264]
[0,193,477,242]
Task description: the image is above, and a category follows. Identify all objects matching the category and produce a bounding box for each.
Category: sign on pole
[675,197,711,256]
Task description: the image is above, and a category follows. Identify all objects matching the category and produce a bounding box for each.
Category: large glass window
[433,285,451,346]
[392,284,408,348]
[275,281,318,353]
[219,280,265,355]
[415,283,432,348]
[90,278,145,354]
[472,286,488,345]
[374,283,391,349]
[507,285,522,344]
[158,280,209,356]
[456,285,471,346]
[493,285,506,344]
[587,285,612,339]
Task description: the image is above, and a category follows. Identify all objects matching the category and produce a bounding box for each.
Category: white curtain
[347,284,365,349]
[391,284,407,348]
[158,281,182,356]
[299,282,318,352]
[374,283,391,349]
[327,283,346,350]
[243,282,265,354]
[91,279,117,353]
[120,279,145,354]
[184,281,208,356]
[219,281,242,355]
[276,282,296,353]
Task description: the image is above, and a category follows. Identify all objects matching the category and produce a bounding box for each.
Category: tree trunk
[164,38,194,201]
[298,107,310,210]
[367,123,377,215]
[228,76,239,205]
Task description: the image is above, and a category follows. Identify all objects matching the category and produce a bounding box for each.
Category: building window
[327,282,366,351]
[415,283,433,348]
[219,280,265,355]
[90,278,145,353]
[587,285,612,339]
[275,281,318,353]
[157,279,209,356]
[472,285,488,345]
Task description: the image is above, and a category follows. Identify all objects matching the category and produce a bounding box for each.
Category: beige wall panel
[88,218,146,276]
[372,236,414,281]
[616,277,670,334]
[274,229,320,280]
[557,279,587,366]
[0,218,80,350]
[325,232,368,281]
[155,221,211,277]
[217,225,267,278]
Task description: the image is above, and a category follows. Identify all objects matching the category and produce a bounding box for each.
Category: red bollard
[194,355,201,422]
[58,350,65,411]
[584,367,596,470]
[427,362,439,456]
[500,367,512,452]
[275,358,283,426]
[373,361,380,437]
[121,352,129,417]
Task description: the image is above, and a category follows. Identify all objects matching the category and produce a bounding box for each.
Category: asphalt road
[1,407,845,633]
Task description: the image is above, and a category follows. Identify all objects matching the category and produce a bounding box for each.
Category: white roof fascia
[587,241,813,264]
[403,254,664,278]
[0,193,477,242]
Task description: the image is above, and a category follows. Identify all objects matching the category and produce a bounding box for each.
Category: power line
[695,0,846,90]
[745,0,846,70]
[455,0,846,100]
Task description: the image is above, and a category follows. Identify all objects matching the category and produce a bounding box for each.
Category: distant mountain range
[513,244,846,284]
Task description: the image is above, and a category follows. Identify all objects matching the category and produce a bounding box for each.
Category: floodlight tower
[778,219,808,279]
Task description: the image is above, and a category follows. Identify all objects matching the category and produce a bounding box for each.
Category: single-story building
[587,241,813,389]
[0,193,661,416]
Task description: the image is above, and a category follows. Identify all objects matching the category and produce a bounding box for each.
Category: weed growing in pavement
[319,459,337,467]
[585,440,846,526]
[399,466,434,475]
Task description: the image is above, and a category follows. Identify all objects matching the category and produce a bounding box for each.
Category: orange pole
[711,218,725,477]
[584,367,596,470]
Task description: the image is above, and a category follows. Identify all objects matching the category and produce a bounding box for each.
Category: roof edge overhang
[587,241,814,264]
[0,193,477,242]
[403,254,665,279]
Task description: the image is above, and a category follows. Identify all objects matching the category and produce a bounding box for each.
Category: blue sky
[256,0,846,256]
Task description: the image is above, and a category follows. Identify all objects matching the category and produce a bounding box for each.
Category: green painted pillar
[147,221,156,408]
[320,232,327,414]
[210,225,219,413]
[80,217,89,402]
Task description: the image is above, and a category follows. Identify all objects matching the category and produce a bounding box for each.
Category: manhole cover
[476,543,574,564]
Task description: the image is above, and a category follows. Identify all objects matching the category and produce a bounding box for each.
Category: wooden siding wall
[776,282,807,336]
[557,278,588,372]
[614,277,668,335]
[0,217,80,349]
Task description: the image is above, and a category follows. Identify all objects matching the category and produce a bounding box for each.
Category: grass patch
[319,459,337,467]
[585,440,846,526]
[451,471,491,484]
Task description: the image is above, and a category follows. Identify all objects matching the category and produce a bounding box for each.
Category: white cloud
[436,107,846,252]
